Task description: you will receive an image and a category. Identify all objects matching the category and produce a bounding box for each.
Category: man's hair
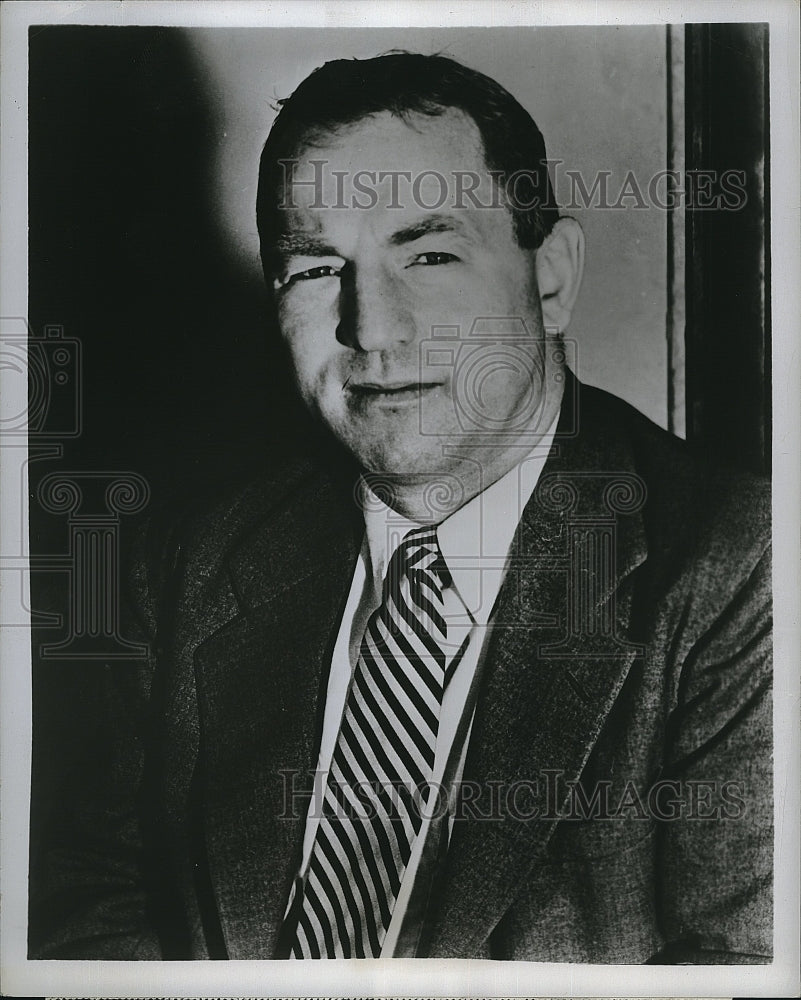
[256,51,560,277]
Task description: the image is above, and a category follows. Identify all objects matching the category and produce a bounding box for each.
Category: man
[29,52,772,963]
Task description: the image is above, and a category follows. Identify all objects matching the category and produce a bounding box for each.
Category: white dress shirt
[288,416,559,954]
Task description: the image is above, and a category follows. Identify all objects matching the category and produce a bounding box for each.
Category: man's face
[272,109,553,479]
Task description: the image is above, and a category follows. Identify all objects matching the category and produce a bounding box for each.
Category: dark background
[28,26,307,515]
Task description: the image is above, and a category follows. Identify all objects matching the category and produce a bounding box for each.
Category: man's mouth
[346,380,442,404]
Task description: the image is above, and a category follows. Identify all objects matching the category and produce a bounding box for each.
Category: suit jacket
[29,375,772,963]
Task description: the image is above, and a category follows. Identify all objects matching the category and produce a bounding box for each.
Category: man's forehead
[273,108,509,239]
[291,107,487,173]
[273,210,476,257]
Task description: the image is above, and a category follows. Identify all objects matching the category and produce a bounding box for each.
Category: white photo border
[1,1,798,997]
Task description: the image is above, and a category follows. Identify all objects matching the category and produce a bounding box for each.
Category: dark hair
[256,51,559,276]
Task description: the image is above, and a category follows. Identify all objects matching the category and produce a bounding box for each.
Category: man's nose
[336,264,415,352]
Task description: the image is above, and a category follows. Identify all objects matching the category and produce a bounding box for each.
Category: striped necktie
[287,525,450,958]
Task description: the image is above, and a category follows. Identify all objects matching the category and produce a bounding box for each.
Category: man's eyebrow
[387,215,468,247]
[273,233,341,258]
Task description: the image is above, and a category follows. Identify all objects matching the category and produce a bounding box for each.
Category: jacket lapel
[193,471,360,959]
[425,377,648,957]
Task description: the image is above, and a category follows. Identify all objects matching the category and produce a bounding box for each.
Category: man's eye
[410,252,459,266]
[277,264,342,290]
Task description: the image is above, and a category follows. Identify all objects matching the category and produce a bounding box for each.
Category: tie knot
[384,525,450,595]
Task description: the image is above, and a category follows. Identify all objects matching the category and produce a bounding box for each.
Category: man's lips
[346,380,443,403]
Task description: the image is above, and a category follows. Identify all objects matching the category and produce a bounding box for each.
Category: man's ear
[535,217,585,333]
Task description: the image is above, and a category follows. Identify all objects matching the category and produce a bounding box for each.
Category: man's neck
[362,376,564,525]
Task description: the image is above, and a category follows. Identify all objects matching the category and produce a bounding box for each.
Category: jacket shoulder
[123,450,324,636]
[582,383,771,566]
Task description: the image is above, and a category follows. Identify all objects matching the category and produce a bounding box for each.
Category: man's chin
[355,452,469,520]
[346,441,457,483]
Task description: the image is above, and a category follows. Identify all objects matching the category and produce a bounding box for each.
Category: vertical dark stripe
[304,878,338,958]
[309,857,351,958]
[316,826,365,957]
[298,908,321,959]
[338,716,411,883]
[323,792,382,955]
[326,755,394,928]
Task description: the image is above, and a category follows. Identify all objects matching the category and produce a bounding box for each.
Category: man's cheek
[282,326,327,387]
[281,343,323,414]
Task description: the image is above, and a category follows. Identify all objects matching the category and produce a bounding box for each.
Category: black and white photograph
[1,1,798,996]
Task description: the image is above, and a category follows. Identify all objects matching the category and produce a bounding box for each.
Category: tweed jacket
[29,376,772,963]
